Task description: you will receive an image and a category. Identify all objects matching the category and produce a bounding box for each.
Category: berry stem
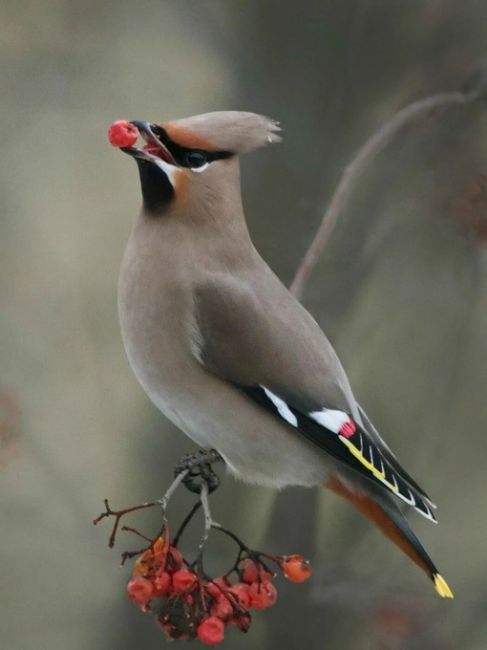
[211,523,249,552]
[195,483,219,572]
[120,525,154,542]
[157,469,190,520]
[93,498,157,548]
[173,501,202,548]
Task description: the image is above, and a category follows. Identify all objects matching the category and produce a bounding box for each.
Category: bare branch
[290,82,486,299]
[93,498,157,548]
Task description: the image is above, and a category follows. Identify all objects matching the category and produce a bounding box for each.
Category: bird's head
[118,111,281,216]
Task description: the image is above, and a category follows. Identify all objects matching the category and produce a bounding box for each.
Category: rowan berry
[126,577,153,605]
[280,555,312,583]
[166,546,184,572]
[197,616,225,645]
[210,596,233,621]
[240,558,259,584]
[152,569,171,596]
[248,581,277,609]
[172,569,197,594]
[207,577,229,599]
[227,582,251,607]
[107,120,138,148]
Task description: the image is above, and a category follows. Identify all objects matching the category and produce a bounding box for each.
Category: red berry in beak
[108,120,138,148]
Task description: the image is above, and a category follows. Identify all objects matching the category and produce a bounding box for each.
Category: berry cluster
[125,534,311,645]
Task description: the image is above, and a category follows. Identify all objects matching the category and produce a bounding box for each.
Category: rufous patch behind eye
[172,168,189,207]
[163,123,217,152]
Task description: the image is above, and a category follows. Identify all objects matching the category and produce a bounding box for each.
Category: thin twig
[172,501,202,548]
[289,86,485,299]
[211,523,249,552]
[120,525,154,543]
[157,469,190,517]
[93,498,157,548]
[196,483,216,562]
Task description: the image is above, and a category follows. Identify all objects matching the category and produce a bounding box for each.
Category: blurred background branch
[291,70,487,298]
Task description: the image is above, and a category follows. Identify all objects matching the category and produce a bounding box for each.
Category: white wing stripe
[262,387,298,427]
[309,408,349,433]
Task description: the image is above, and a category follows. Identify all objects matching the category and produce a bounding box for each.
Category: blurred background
[1,1,487,649]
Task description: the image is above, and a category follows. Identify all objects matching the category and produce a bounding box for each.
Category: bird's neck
[136,160,258,272]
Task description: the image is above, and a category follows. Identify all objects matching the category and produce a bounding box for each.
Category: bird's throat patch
[136,158,174,215]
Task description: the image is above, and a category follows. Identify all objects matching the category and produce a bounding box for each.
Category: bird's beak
[121,120,178,167]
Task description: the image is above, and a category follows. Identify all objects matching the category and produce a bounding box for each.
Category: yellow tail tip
[434,573,454,598]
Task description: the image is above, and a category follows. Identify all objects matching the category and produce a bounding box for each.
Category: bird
[114,111,453,598]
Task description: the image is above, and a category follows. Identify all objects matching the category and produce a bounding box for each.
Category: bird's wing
[357,403,435,505]
[193,274,436,522]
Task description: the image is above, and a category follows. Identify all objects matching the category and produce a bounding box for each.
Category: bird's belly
[127,344,328,488]
[118,249,328,489]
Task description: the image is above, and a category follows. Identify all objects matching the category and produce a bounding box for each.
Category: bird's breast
[117,223,199,426]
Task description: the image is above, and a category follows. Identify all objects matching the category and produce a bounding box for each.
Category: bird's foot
[174,448,223,495]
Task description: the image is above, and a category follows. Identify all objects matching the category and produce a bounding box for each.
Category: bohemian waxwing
[115,112,452,598]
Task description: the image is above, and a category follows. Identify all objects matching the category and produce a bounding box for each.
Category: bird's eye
[185,151,208,168]
[150,124,163,137]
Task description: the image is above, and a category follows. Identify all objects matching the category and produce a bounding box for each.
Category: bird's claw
[174,449,223,495]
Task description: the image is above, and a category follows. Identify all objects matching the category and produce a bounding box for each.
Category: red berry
[152,569,171,596]
[240,559,259,584]
[280,555,312,583]
[227,582,251,608]
[210,596,233,621]
[207,583,222,599]
[248,581,277,609]
[166,547,184,572]
[172,569,197,594]
[207,577,230,599]
[258,567,273,582]
[197,616,225,645]
[126,577,153,605]
[107,120,138,148]
[213,576,230,589]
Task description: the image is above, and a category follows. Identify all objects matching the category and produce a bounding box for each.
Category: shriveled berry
[248,581,277,609]
[231,610,252,632]
[157,620,189,641]
[127,577,153,605]
[133,557,150,578]
[280,555,312,583]
[133,537,167,577]
[151,536,166,556]
[108,120,138,148]
[210,596,233,621]
[197,616,225,645]
[227,582,251,608]
[172,569,197,594]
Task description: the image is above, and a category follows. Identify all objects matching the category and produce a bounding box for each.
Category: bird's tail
[327,477,453,598]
